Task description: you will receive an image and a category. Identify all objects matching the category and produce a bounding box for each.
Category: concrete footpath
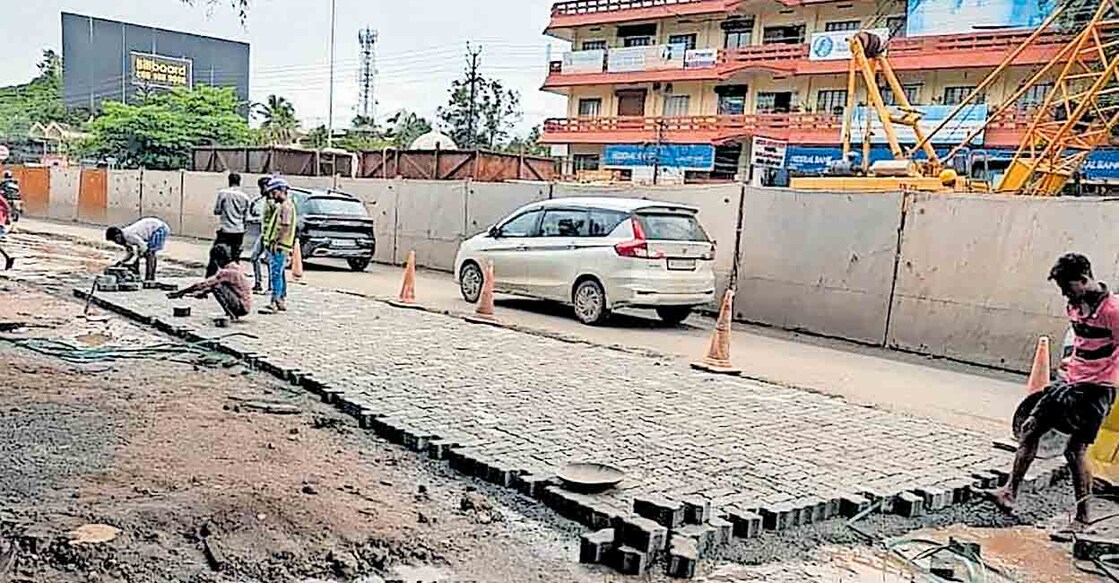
[17,218,1026,437]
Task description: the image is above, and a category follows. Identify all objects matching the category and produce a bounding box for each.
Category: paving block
[824,497,843,519]
[634,496,686,529]
[682,497,714,525]
[512,474,553,499]
[426,439,453,460]
[942,479,973,504]
[615,545,650,575]
[708,516,733,546]
[614,515,669,555]
[839,494,871,518]
[760,502,795,531]
[971,471,999,490]
[666,536,699,579]
[676,524,716,557]
[727,509,762,539]
[894,492,924,518]
[857,489,895,514]
[579,528,615,564]
[916,487,951,511]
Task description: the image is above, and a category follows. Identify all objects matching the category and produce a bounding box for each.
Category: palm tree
[254,95,300,145]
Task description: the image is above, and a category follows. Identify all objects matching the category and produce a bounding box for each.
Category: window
[498,210,541,238]
[816,89,848,114]
[663,95,691,117]
[578,98,602,117]
[762,24,805,45]
[581,40,607,51]
[1018,82,1054,109]
[589,209,629,236]
[725,30,752,49]
[304,197,368,217]
[943,86,981,105]
[881,84,921,106]
[755,91,793,113]
[623,36,653,47]
[825,20,861,32]
[573,154,600,172]
[635,212,709,242]
[716,85,748,115]
[540,209,589,237]
[667,33,697,50]
[886,15,907,38]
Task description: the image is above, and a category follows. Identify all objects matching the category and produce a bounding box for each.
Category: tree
[437,62,523,149]
[253,94,299,145]
[0,49,86,139]
[384,110,432,148]
[79,85,252,169]
[302,125,330,149]
[181,0,251,21]
[504,125,549,157]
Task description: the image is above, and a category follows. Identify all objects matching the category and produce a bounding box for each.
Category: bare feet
[987,487,1016,514]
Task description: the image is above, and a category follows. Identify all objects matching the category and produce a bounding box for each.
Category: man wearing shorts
[991,253,1119,529]
[105,217,171,281]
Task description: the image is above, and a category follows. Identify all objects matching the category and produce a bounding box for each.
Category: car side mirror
[489,225,501,238]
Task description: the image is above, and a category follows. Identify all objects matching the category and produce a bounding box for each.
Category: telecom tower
[358,27,378,123]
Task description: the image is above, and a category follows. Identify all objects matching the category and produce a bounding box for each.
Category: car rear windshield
[636,211,709,242]
[305,197,367,217]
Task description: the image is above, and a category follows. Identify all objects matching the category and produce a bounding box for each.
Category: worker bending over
[991,253,1119,531]
[167,244,252,322]
[105,217,170,281]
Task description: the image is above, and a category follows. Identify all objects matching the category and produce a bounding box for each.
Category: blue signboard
[906,0,1055,37]
[785,145,1119,181]
[851,104,989,145]
[603,144,716,171]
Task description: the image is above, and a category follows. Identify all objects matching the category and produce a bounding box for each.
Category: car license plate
[333,240,356,248]
[667,258,696,271]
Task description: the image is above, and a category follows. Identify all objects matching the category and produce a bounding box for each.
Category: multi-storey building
[537,0,1109,184]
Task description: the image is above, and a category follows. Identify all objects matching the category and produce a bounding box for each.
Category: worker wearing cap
[259,176,296,314]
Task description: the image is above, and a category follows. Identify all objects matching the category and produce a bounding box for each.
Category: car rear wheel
[656,306,692,325]
[573,279,609,325]
[347,257,371,272]
[459,261,483,303]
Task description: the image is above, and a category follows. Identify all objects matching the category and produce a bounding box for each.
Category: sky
[0,0,570,135]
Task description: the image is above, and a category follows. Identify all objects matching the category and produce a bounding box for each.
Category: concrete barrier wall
[394,180,467,270]
[336,177,398,265]
[107,170,142,227]
[887,194,1115,371]
[180,171,227,239]
[140,170,184,233]
[465,182,550,238]
[48,167,80,222]
[734,189,904,345]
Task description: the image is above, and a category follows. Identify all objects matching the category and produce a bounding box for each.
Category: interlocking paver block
[634,497,685,529]
[579,528,615,564]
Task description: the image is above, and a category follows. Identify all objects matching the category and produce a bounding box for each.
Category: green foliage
[254,94,300,145]
[437,62,523,149]
[0,50,86,138]
[80,86,252,169]
[385,111,432,148]
[504,125,549,157]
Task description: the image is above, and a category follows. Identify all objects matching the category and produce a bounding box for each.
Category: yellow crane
[789,0,1119,195]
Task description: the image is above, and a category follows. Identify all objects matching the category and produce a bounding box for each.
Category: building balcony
[540,109,1036,147]
[542,30,1067,91]
[546,0,864,34]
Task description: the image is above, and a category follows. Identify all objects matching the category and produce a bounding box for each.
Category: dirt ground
[0,283,612,583]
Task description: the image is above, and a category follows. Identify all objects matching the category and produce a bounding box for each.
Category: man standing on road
[246,176,273,294]
[989,253,1119,532]
[168,244,252,322]
[0,191,14,270]
[105,217,171,281]
[1,170,21,222]
[259,176,296,314]
[208,172,249,277]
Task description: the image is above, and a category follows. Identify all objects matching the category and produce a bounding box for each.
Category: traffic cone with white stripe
[691,288,741,376]
[1026,335,1051,394]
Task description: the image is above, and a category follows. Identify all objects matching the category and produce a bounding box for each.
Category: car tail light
[614,217,665,259]
[702,242,716,261]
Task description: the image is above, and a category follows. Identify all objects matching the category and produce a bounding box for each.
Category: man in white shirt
[105,217,171,281]
[209,172,250,277]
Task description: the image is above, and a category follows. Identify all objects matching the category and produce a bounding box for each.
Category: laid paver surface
[77,279,1019,518]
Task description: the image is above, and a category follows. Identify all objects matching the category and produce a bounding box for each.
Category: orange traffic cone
[291,242,304,280]
[466,261,498,325]
[1026,335,1051,394]
[389,250,418,308]
[691,289,741,376]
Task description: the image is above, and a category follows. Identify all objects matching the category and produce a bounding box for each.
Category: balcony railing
[552,0,708,16]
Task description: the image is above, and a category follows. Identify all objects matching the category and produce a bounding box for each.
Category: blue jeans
[248,232,267,288]
[269,249,289,304]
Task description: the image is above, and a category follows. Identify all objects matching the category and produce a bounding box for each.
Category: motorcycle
[2,179,21,222]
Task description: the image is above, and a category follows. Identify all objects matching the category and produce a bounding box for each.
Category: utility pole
[358,27,379,123]
[327,0,338,149]
[465,43,482,149]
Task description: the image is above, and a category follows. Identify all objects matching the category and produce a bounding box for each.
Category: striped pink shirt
[1063,290,1119,385]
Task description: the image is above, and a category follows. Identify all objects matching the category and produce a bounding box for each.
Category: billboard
[561,49,606,74]
[906,0,1055,37]
[850,104,988,145]
[62,12,249,111]
[809,28,890,61]
[603,144,716,171]
[606,44,687,73]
